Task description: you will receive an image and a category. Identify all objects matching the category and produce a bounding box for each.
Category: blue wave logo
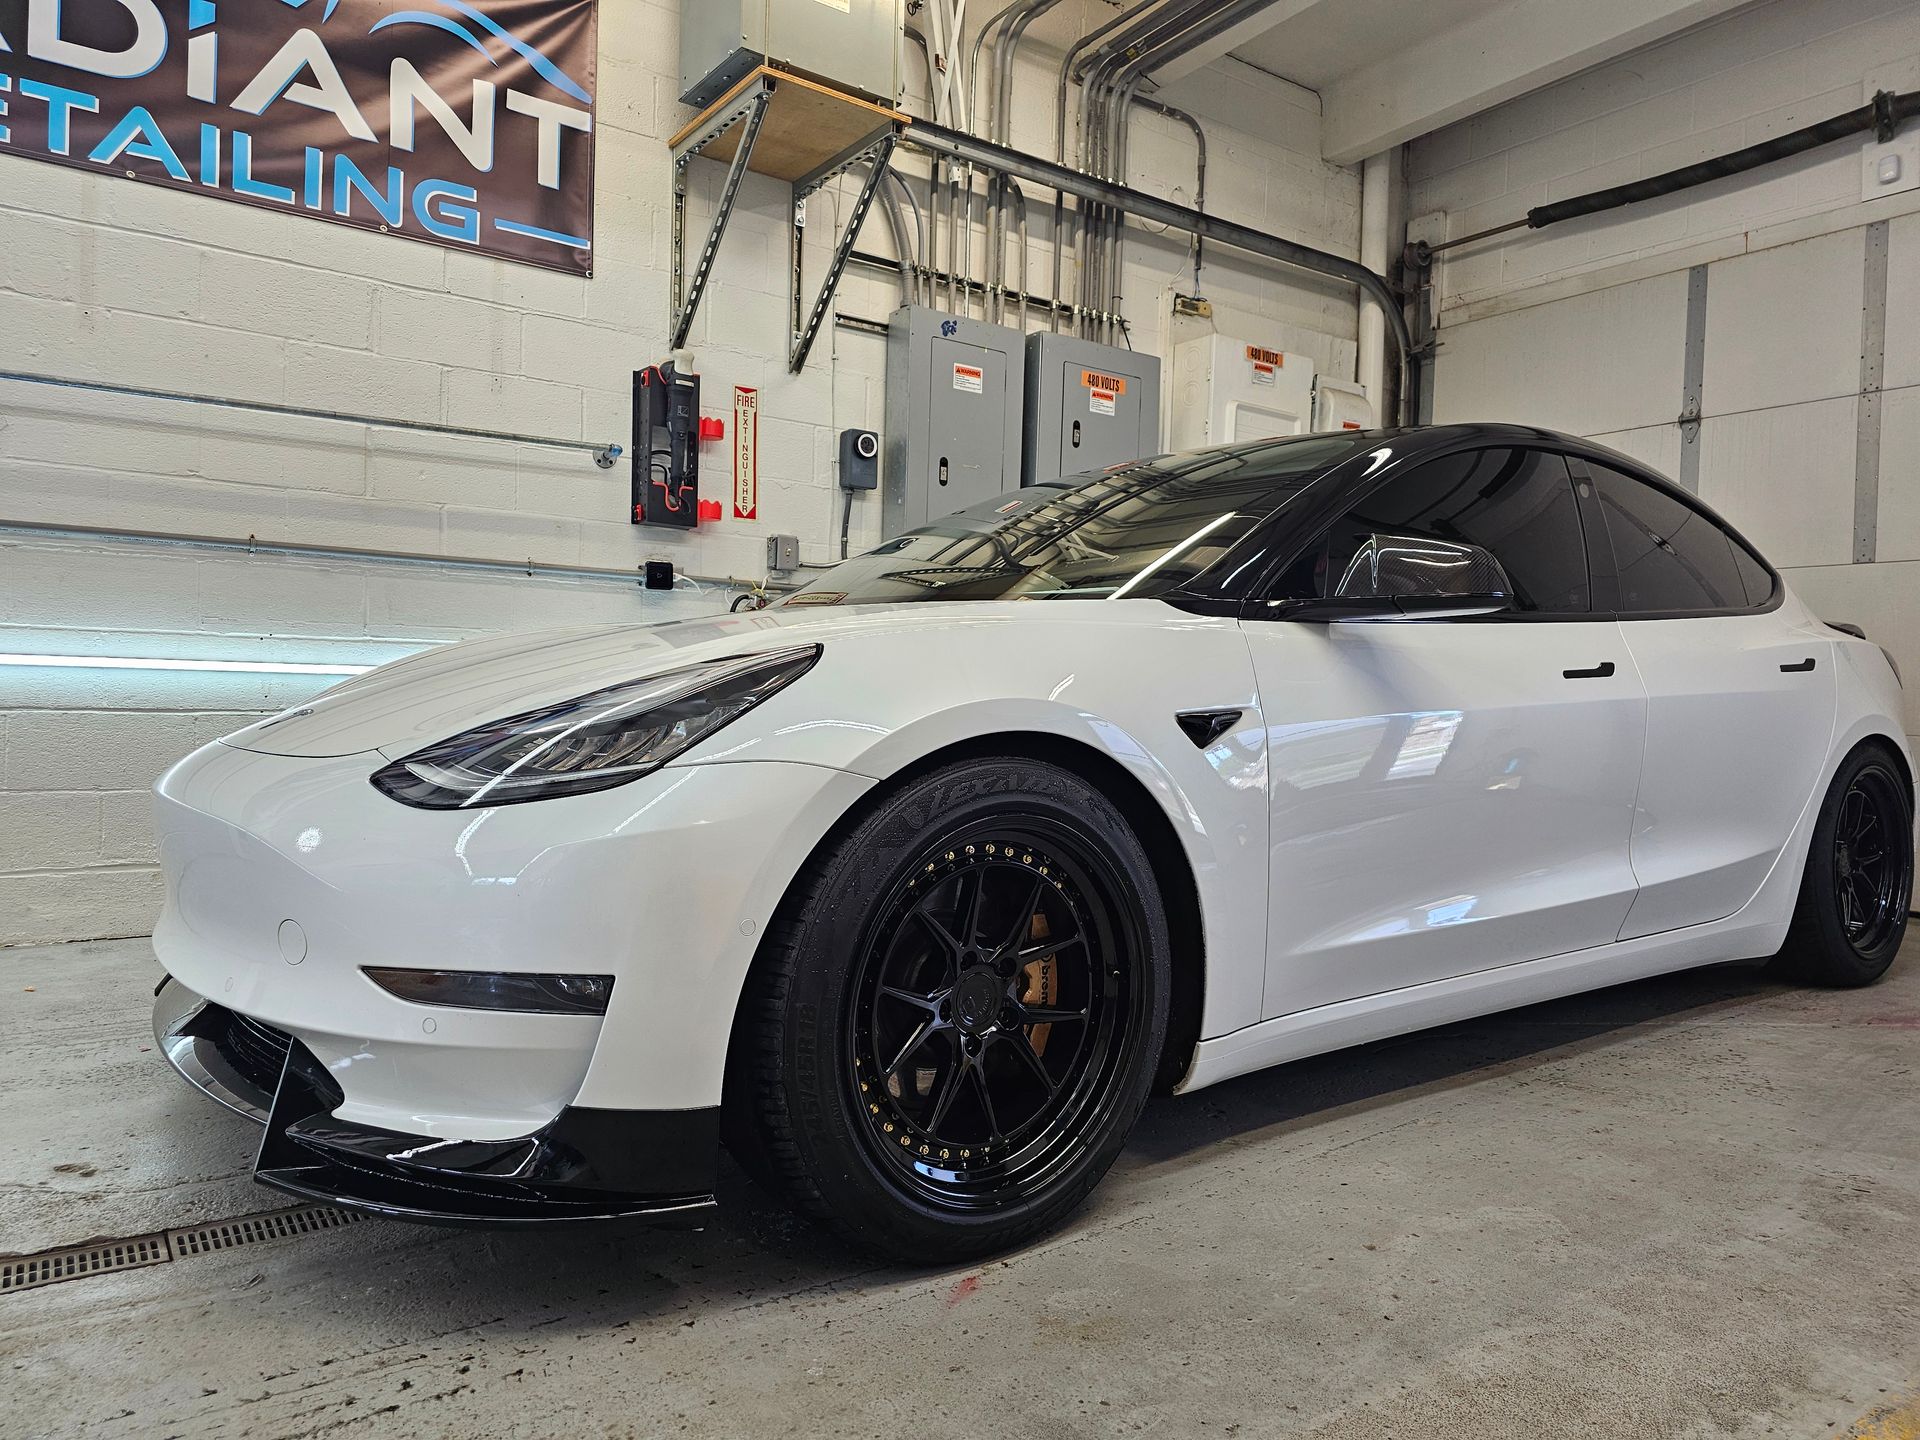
[364,0,593,105]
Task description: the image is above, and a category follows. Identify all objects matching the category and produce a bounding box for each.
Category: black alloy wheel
[730,757,1169,1262]
[848,823,1140,1211]
[1831,766,1908,956]
[1773,741,1913,986]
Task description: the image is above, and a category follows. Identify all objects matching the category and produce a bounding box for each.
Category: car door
[1244,448,1649,1018]
[1574,460,1838,939]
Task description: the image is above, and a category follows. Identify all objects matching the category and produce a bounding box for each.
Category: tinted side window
[1310,449,1591,613]
[1589,464,1749,613]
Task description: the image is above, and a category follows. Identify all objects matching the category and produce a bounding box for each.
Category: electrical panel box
[681,0,904,108]
[1022,334,1161,486]
[882,307,1027,539]
[1312,377,1376,433]
[1168,333,1316,451]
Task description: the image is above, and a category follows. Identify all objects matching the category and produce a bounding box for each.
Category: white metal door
[1615,615,1837,938]
[1247,619,1648,1017]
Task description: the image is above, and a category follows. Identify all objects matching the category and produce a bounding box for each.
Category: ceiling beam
[1319,0,1752,166]
[1145,0,1318,87]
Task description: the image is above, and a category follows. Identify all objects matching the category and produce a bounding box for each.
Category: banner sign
[732,385,758,521]
[0,0,598,274]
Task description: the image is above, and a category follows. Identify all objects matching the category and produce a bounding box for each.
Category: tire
[728,756,1171,1263]
[1769,740,1914,987]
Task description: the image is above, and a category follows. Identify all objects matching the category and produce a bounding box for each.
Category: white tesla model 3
[151,425,1913,1261]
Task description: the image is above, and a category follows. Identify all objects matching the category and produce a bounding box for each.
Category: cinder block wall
[0,1,1366,945]
[1409,0,1920,746]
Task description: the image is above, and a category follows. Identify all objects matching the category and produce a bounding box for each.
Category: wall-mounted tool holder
[632,363,702,529]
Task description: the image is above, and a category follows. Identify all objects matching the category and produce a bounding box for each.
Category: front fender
[670,608,1271,1040]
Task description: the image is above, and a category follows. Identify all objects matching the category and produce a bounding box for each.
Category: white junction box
[681,0,905,107]
[1168,333,1316,451]
[1312,377,1376,433]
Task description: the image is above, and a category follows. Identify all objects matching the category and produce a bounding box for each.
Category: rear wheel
[1770,741,1913,987]
[730,756,1170,1263]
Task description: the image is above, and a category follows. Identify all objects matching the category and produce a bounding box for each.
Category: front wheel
[1770,741,1914,987]
[730,757,1170,1263]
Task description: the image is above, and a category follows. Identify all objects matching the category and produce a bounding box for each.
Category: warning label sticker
[1251,362,1277,387]
[1245,346,1285,367]
[953,363,984,394]
[1080,369,1128,396]
[1090,388,1117,416]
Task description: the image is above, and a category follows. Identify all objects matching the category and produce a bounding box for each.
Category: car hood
[217,603,1006,758]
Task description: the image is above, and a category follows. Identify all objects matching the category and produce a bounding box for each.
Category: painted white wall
[0,1,1366,945]
[1408,0,1920,747]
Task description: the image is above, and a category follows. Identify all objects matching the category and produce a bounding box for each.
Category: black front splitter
[156,980,721,1229]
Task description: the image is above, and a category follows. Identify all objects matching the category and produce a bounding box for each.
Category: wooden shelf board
[670,64,908,184]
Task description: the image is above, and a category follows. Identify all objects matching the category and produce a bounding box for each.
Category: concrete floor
[2,938,1917,1439]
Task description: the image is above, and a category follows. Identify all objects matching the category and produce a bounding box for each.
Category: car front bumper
[149,734,874,1224]
[155,977,720,1226]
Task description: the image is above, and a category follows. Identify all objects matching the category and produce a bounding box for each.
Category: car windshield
[784,432,1378,607]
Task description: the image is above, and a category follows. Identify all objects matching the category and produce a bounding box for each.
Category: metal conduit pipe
[1133,94,1207,294]
[985,0,1070,322]
[968,0,1031,133]
[1013,180,1030,328]
[875,165,915,306]
[990,3,1067,305]
[887,171,929,305]
[948,164,964,310]
[1051,0,1183,331]
[1080,0,1236,334]
[903,23,935,116]
[1098,0,1279,340]
[901,118,1417,419]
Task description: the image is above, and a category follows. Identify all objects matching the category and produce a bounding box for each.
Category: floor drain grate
[2,1203,365,1295]
[170,1204,363,1256]
[1,1235,171,1294]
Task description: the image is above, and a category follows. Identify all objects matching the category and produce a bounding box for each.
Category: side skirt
[1177,913,1787,1095]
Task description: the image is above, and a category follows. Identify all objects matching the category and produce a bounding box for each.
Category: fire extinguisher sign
[733,386,760,520]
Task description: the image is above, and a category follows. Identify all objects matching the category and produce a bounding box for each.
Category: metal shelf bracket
[670,79,775,350]
[668,67,908,369]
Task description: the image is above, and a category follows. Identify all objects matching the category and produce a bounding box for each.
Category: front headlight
[371,644,820,809]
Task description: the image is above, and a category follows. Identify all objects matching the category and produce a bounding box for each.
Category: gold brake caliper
[1019,909,1056,1056]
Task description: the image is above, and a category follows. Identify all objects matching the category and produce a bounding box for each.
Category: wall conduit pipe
[901,117,1416,419]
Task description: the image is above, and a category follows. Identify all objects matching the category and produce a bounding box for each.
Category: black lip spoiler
[253,1042,720,1228]
[156,979,720,1228]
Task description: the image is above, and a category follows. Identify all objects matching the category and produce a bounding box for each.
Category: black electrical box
[839,428,880,490]
[632,363,700,528]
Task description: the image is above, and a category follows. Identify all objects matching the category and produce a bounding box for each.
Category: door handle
[1780,657,1816,673]
[1563,661,1616,680]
